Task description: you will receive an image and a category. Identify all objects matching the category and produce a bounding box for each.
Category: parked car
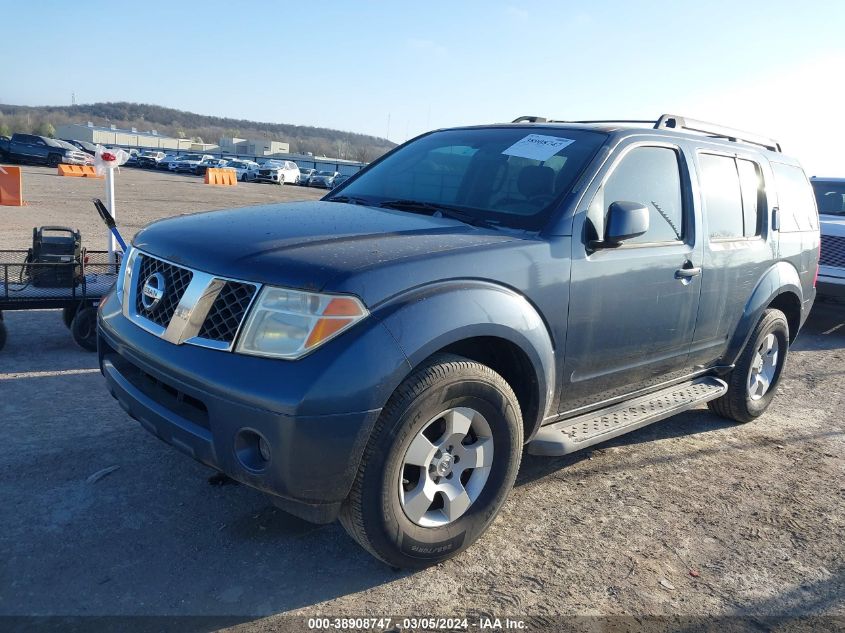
[98,114,818,568]
[297,168,317,185]
[811,177,845,298]
[331,174,351,189]
[124,148,140,166]
[254,160,300,185]
[0,133,92,166]
[173,154,214,173]
[53,140,95,165]
[193,157,229,176]
[63,139,97,156]
[226,159,261,182]
[157,154,181,171]
[309,170,340,188]
[137,151,167,169]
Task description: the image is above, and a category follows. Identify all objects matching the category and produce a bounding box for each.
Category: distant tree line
[0,102,395,162]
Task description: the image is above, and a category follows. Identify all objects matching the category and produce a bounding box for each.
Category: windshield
[812,180,845,216]
[318,171,335,176]
[328,127,606,229]
[181,154,202,161]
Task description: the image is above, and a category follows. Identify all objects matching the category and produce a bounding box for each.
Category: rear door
[561,141,703,413]
[686,150,775,368]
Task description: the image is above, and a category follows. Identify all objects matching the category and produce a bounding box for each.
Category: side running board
[527,376,728,457]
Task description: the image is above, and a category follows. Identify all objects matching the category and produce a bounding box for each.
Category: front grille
[821,234,845,268]
[134,254,193,328]
[197,281,257,342]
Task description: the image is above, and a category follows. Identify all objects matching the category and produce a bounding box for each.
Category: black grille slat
[821,234,845,268]
[197,281,257,343]
[134,255,193,328]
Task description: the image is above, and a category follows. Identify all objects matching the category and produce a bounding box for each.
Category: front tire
[708,308,789,423]
[339,354,523,568]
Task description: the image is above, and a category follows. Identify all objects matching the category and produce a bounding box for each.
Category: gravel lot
[0,165,324,250]
[0,165,843,631]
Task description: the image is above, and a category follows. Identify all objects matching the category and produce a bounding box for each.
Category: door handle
[675,266,701,279]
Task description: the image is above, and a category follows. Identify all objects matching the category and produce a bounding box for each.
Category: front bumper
[98,289,410,522]
[817,273,845,299]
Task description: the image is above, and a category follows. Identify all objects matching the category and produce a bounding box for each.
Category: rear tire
[70,306,98,352]
[62,304,81,330]
[339,354,523,568]
[708,309,789,423]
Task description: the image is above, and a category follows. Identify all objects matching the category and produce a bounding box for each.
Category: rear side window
[699,154,764,239]
[591,146,684,244]
[737,159,764,237]
[699,154,743,239]
[772,163,818,232]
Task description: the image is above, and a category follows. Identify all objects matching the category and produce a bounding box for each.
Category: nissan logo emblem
[141,272,166,311]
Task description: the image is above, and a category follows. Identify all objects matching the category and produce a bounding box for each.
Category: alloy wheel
[398,407,494,527]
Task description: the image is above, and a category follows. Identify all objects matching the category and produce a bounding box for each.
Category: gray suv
[98,114,819,567]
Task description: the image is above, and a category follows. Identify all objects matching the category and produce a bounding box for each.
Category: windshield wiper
[377,199,498,229]
[326,194,374,205]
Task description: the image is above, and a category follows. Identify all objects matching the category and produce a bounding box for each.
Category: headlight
[236,286,368,359]
[115,246,138,306]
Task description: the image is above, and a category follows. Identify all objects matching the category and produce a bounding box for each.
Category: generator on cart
[0,222,122,352]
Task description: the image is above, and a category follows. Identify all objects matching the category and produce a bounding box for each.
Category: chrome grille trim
[124,250,260,351]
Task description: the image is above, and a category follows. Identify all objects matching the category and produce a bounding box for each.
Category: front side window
[811,180,845,216]
[329,127,607,230]
[590,146,684,244]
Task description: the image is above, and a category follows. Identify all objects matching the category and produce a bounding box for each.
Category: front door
[560,142,703,414]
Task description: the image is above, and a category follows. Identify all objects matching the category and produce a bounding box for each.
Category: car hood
[821,215,845,237]
[133,201,518,292]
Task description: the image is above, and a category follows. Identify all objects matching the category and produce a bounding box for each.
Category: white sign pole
[106,167,117,265]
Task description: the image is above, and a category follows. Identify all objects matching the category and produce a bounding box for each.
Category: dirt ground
[0,166,843,631]
[0,165,324,250]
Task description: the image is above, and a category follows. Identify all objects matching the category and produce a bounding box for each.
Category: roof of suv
[450,114,795,162]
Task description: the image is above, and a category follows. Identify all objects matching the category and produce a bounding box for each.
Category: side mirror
[605,201,650,245]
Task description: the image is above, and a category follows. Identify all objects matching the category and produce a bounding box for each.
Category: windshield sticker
[502,134,575,161]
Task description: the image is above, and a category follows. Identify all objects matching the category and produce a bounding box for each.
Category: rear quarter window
[772,163,818,232]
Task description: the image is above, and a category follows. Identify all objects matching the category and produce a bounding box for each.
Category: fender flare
[722,261,803,366]
[372,280,557,438]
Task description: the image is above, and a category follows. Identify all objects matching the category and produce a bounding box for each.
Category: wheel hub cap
[434,453,454,477]
[398,407,494,528]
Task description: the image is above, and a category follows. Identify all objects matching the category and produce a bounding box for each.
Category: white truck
[811,177,845,298]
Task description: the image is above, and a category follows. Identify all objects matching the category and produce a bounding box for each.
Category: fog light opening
[234,429,271,472]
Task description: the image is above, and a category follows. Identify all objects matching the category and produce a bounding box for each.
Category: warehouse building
[218,137,290,156]
[55,122,197,150]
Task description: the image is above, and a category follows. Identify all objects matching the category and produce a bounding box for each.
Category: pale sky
[2,0,843,174]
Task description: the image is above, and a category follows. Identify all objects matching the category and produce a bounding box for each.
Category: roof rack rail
[512,116,547,123]
[550,119,656,125]
[654,114,782,153]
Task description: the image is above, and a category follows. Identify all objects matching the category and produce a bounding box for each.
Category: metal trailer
[0,249,121,352]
